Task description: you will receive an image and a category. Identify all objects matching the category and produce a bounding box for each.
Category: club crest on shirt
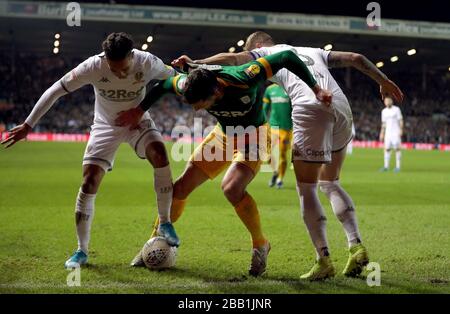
[240,95,251,104]
[244,64,260,78]
[133,71,145,85]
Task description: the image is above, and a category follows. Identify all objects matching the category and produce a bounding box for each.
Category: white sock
[347,143,353,155]
[396,151,401,169]
[384,150,391,169]
[297,182,329,259]
[154,165,173,224]
[319,180,362,247]
[75,188,96,254]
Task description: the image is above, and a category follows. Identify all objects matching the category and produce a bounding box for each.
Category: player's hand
[379,135,384,142]
[380,79,404,103]
[1,123,32,149]
[171,55,193,72]
[313,85,333,106]
[115,107,144,130]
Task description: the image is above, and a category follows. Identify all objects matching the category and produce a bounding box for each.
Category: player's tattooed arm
[194,51,254,66]
[328,51,404,103]
[328,51,387,83]
[172,52,253,70]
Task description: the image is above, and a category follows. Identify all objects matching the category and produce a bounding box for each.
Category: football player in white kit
[379,96,403,172]
[1,33,180,268]
[171,31,404,280]
[346,123,356,155]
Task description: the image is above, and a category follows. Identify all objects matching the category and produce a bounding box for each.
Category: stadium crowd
[0,53,448,144]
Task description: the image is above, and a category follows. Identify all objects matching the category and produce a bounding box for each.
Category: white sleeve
[144,53,177,81]
[317,48,331,67]
[249,47,271,60]
[60,58,93,93]
[381,110,386,124]
[25,58,93,128]
[397,107,403,120]
[24,80,68,128]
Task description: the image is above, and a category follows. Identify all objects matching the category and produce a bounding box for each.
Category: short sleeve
[144,52,177,81]
[397,107,403,120]
[317,48,331,67]
[249,47,271,60]
[381,110,386,123]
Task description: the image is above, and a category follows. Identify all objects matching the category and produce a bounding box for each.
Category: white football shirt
[382,105,403,138]
[250,44,349,111]
[60,49,175,125]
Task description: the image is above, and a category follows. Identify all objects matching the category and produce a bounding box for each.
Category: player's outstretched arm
[262,50,332,105]
[194,52,253,66]
[115,78,177,130]
[1,81,68,149]
[171,52,253,70]
[328,51,404,103]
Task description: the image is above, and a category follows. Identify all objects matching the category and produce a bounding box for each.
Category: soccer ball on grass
[141,236,177,270]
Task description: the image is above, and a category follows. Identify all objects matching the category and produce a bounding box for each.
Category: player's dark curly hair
[102,32,134,61]
[184,68,219,104]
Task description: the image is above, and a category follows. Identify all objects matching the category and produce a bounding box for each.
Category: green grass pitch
[0,141,449,293]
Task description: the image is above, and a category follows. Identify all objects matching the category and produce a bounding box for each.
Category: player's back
[252,44,348,108]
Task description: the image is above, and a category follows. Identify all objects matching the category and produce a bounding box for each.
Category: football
[141,236,177,270]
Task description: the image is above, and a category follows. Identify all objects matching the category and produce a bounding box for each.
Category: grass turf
[0,142,449,293]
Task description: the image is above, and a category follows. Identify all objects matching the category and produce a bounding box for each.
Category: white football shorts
[384,135,402,150]
[82,118,163,172]
[292,100,353,163]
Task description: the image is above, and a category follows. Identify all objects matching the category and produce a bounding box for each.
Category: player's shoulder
[77,53,103,72]
[132,48,152,60]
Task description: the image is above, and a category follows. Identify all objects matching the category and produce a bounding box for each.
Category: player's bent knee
[145,141,169,168]
[318,180,338,194]
[172,180,192,200]
[222,183,245,205]
[81,167,105,194]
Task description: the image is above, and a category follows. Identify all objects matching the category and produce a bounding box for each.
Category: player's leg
[346,139,353,155]
[130,161,210,266]
[66,125,120,268]
[394,148,401,172]
[381,139,392,171]
[268,128,279,187]
[321,105,368,277]
[222,161,270,277]
[293,160,335,280]
[131,125,228,266]
[394,138,401,172]
[129,119,179,246]
[77,165,105,246]
[276,129,291,188]
[144,140,180,246]
[318,148,369,277]
[292,107,336,280]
